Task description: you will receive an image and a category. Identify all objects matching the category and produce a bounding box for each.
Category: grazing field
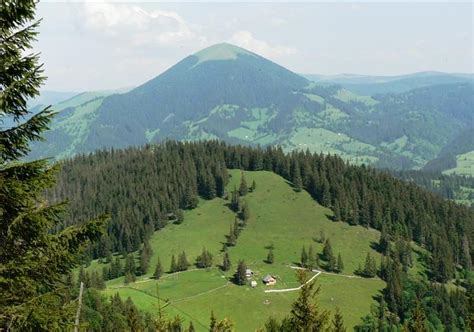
[444,151,474,177]
[95,170,385,330]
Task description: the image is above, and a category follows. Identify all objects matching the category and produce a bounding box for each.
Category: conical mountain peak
[193,43,256,64]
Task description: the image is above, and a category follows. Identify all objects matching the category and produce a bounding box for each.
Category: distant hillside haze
[28,43,474,171]
[304,71,474,95]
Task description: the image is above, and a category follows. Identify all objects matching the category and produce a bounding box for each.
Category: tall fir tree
[323,239,334,262]
[250,180,257,192]
[227,224,237,247]
[178,251,189,271]
[0,1,106,328]
[291,160,303,192]
[362,253,377,278]
[222,252,231,271]
[238,173,248,196]
[234,260,247,285]
[170,254,177,273]
[154,257,163,279]
[331,307,346,332]
[288,270,329,330]
[267,248,274,264]
[300,246,308,268]
[336,253,344,273]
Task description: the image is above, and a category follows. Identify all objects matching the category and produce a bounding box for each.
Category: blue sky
[36,1,473,91]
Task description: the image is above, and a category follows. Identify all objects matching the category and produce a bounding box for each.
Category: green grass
[285,127,379,165]
[444,151,474,177]
[333,89,378,106]
[194,43,255,66]
[92,170,386,330]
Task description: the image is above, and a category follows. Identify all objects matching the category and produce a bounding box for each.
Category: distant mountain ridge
[304,71,474,95]
[28,43,474,171]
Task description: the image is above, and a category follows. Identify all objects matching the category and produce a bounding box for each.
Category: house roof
[262,275,275,282]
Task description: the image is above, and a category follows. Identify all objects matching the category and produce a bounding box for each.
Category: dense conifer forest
[50,141,473,276]
[48,140,474,329]
[391,169,474,206]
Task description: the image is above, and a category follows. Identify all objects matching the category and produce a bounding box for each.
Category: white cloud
[228,31,297,59]
[80,2,206,47]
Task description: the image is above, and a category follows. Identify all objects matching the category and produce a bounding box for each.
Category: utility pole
[74,281,84,332]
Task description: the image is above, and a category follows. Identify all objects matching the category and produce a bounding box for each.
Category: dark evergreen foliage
[41,140,473,328]
[234,260,247,286]
[196,248,213,268]
[49,141,473,282]
[0,1,106,328]
[266,248,275,264]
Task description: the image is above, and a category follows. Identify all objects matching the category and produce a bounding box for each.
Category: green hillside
[90,170,384,330]
[28,44,473,171]
[444,151,474,177]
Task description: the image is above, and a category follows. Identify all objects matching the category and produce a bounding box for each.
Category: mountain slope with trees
[27,44,474,170]
[52,145,473,330]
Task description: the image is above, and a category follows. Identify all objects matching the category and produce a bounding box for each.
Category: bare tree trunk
[74,281,84,332]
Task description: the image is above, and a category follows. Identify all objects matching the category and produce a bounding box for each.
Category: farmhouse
[250,280,258,288]
[262,275,276,286]
[246,269,253,278]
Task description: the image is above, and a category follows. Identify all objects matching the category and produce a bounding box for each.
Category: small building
[262,275,276,286]
[250,280,258,288]
[246,269,253,278]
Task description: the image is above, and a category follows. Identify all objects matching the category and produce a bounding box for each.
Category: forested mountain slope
[423,127,474,175]
[29,44,473,170]
[49,141,474,330]
[50,141,473,279]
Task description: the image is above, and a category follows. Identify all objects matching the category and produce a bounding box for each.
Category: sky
[36,1,473,91]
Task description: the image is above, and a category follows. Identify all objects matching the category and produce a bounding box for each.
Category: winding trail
[264,268,321,293]
[264,265,380,293]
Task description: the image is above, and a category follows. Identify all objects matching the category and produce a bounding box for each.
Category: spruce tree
[230,187,241,212]
[240,200,250,222]
[234,260,247,285]
[379,227,391,255]
[227,224,237,247]
[300,246,308,268]
[178,251,189,271]
[333,201,341,222]
[323,239,333,261]
[288,270,329,330]
[209,311,217,330]
[170,254,177,273]
[331,307,346,332]
[406,300,427,332]
[233,218,240,238]
[267,248,274,264]
[222,252,231,271]
[292,161,303,192]
[139,245,151,275]
[363,253,377,278]
[308,245,316,270]
[196,248,213,268]
[124,254,136,276]
[238,173,248,196]
[250,180,257,192]
[154,257,163,279]
[328,254,337,272]
[336,253,344,273]
[0,1,106,328]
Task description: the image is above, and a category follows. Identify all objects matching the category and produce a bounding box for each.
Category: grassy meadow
[91,170,386,330]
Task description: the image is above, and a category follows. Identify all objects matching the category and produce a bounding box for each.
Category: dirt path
[264,269,321,293]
